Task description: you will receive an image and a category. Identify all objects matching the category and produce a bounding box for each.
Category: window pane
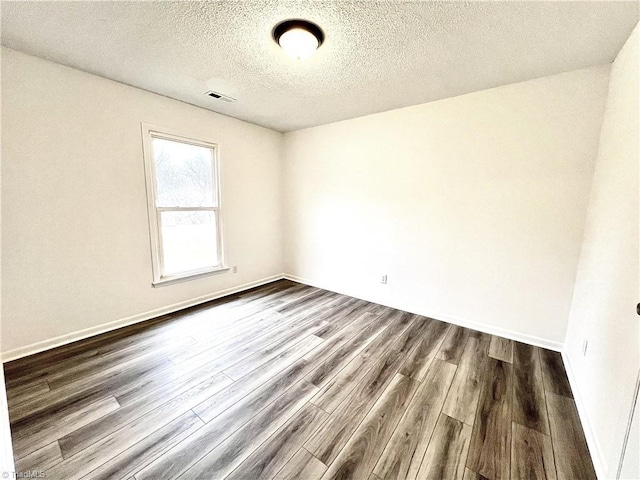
[160,211,219,276]
[152,137,215,207]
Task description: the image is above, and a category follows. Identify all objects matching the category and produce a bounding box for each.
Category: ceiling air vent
[205,90,236,103]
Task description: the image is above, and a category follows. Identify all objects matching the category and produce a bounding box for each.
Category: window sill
[152,266,230,287]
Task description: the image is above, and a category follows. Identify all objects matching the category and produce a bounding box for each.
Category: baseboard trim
[2,272,563,361]
[561,351,608,480]
[283,273,564,352]
[2,274,285,363]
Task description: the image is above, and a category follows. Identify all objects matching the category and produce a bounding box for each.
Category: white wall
[1,48,284,357]
[0,53,16,477]
[564,23,639,479]
[283,65,610,348]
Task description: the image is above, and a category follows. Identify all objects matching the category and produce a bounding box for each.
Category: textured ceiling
[1,1,638,132]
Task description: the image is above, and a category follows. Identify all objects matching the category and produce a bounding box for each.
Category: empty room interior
[0,1,639,479]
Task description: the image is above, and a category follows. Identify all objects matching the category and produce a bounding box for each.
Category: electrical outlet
[232,266,238,274]
[582,339,589,356]
[381,275,387,284]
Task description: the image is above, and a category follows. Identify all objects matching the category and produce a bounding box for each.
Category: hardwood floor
[4,280,597,480]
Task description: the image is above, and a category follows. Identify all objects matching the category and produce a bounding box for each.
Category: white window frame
[141,123,227,287]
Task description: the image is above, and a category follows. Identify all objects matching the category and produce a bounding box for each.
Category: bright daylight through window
[143,127,224,285]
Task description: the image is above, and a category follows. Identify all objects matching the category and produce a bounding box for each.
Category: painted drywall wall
[564,23,639,479]
[283,65,610,348]
[0,60,15,477]
[1,48,284,356]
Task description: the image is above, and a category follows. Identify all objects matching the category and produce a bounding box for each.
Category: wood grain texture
[191,338,319,424]
[399,319,450,381]
[6,380,50,408]
[305,312,388,388]
[58,371,231,458]
[416,413,472,480]
[437,326,471,365]
[463,467,490,480]
[373,360,457,480]
[539,349,573,398]
[309,310,417,415]
[14,441,62,473]
[226,404,328,480]
[466,358,513,480]
[73,411,203,480]
[511,422,557,480]
[489,336,513,363]
[223,329,323,380]
[305,314,423,465]
[177,381,319,479]
[546,392,597,480]
[49,371,230,477]
[136,378,318,480]
[512,343,550,435]
[13,395,120,459]
[274,448,327,480]
[4,280,595,480]
[321,373,419,480]
[442,336,489,426]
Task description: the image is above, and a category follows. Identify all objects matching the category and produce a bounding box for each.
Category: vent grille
[205,90,236,103]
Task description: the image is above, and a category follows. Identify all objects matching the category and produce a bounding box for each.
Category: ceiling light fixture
[273,19,324,60]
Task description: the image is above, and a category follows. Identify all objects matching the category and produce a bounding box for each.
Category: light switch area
[232,265,238,274]
[381,274,387,284]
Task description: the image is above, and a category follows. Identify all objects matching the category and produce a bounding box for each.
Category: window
[142,124,226,285]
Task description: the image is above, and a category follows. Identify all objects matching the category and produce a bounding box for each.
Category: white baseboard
[1,274,285,363]
[2,271,563,362]
[562,351,608,480]
[283,273,564,352]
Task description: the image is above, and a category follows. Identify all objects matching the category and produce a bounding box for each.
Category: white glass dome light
[273,20,324,60]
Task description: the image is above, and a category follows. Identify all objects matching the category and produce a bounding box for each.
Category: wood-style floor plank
[191,336,321,423]
[305,312,389,388]
[437,326,471,365]
[274,448,327,480]
[399,318,450,381]
[4,280,596,480]
[466,358,513,480]
[14,441,62,474]
[116,343,254,407]
[512,342,550,435]
[74,411,203,480]
[226,404,328,480]
[546,392,596,480]
[6,380,50,408]
[463,467,490,480]
[489,335,513,363]
[9,354,172,427]
[309,311,420,414]
[416,413,472,480]
[539,349,573,398]
[320,373,419,480]
[223,329,323,381]
[137,379,317,480]
[58,371,231,458]
[48,411,202,480]
[511,422,557,480]
[48,373,231,478]
[373,359,457,480]
[441,336,490,426]
[305,314,424,465]
[313,298,371,339]
[13,395,120,460]
[175,381,319,479]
